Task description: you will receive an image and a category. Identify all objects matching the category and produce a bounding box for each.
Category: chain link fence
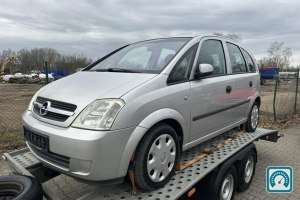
[0,83,42,132]
[260,69,300,123]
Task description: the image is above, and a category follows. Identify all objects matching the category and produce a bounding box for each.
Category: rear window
[226,43,247,73]
[242,49,256,72]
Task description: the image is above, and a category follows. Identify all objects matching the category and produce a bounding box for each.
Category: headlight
[28,88,43,111]
[72,99,125,130]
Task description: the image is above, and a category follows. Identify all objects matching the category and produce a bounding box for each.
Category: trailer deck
[3,128,279,200]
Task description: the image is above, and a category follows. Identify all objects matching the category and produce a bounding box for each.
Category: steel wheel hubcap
[251,105,259,129]
[244,156,254,183]
[147,134,176,182]
[220,174,234,200]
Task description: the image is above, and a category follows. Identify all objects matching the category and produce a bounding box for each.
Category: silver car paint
[23,35,260,181]
[33,72,157,128]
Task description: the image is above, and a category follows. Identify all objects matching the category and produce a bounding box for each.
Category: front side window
[88,38,191,73]
[226,43,247,73]
[167,44,198,83]
[197,40,226,75]
[242,49,256,72]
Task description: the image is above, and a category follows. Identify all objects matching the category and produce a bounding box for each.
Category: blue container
[48,69,69,78]
[259,67,279,79]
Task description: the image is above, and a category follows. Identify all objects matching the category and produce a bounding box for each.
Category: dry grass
[0,130,26,154]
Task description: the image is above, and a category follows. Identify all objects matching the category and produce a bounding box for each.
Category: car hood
[35,71,157,127]
[38,71,157,106]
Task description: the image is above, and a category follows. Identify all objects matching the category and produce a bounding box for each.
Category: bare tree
[2,48,92,74]
[212,32,242,42]
[267,41,292,69]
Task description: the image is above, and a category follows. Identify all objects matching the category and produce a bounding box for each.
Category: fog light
[70,158,92,174]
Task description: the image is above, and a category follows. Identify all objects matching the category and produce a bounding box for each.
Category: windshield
[88,38,191,73]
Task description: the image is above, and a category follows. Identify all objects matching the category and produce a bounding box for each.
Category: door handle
[226,86,232,93]
[249,81,253,87]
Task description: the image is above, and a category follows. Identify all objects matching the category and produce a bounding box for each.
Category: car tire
[133,123,180,191]
[0,175,43,200]
[236,150,256,192]
[246,101,259,132]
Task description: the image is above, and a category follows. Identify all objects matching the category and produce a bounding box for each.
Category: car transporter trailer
[2,127,280,200]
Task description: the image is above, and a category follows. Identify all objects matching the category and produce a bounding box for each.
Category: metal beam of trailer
[3,128,279,200]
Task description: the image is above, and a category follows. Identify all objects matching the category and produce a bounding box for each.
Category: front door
[189,39,235,144]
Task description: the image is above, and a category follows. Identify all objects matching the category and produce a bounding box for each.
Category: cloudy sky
[1,0,300,65]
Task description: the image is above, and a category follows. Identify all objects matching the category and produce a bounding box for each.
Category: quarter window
[167,44,197,83]
[242,49,256,72]
[226,43,247,73]
[197,40,226,75]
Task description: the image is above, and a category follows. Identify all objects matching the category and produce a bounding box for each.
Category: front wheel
[246,102,259,132]
[133,123,180,191]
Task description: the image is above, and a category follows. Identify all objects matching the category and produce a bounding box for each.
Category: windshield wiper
[90,68,141,73]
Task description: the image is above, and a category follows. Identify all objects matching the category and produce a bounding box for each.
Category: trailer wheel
[246,101,259,132]
[133,123,180,191]
[217,166,237,200]
[0,175,43,200]
[237,150,256,192]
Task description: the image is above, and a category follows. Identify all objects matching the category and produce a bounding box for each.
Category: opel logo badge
[40,101,51,116]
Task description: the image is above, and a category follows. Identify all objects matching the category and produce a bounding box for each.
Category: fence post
[273,77,278,121]
[294,69,299,114]
[44,60,49,84]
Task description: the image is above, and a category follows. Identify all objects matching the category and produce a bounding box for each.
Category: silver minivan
[23,35,260,190]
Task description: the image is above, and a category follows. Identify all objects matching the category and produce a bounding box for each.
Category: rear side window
[197,40,226,75]
[226,43,247,73]
[242,49,256,72]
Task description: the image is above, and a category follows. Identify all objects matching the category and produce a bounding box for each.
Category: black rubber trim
[192,99,250,121]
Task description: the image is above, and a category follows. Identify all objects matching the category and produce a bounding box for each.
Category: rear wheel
[133,123,180,191]
[246,102,259,132]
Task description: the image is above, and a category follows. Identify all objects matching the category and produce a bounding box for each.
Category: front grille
[36,97,77,112]
[24,126,49,150]
[24,126,70,168]
[33,96,77,122]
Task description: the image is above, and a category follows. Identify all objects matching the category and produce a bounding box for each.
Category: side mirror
[196,63,213,78]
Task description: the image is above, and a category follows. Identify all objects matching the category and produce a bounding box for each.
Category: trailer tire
[133,123,180,191]
[216,166,237,200]
[237,150,256,192]
[0,175,43,200]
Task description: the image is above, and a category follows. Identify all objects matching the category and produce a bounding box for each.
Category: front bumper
[22,111,137,181]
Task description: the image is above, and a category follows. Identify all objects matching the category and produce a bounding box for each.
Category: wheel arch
[255,96,261,108]
[116,108,188,177]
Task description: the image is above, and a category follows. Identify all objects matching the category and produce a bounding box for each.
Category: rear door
[224,42,255,121]
[189,39,235,143]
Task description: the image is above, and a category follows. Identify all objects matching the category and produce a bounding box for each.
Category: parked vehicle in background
[23,35,260,190]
